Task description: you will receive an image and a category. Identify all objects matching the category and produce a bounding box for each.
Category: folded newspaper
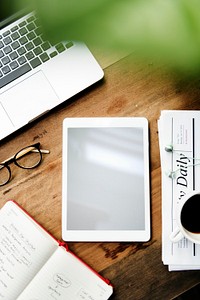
[158,110,200,271]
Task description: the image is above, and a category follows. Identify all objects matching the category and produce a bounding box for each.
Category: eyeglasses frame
[0,143,49,186]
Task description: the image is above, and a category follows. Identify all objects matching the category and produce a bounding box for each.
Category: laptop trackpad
[0,104,15,140]
[1,71,59,127]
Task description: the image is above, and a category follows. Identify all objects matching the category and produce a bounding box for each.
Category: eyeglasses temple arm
[33,149,50,154]
[0,149,50,164]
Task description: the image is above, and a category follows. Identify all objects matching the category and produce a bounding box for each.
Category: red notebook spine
[60,241,112,285]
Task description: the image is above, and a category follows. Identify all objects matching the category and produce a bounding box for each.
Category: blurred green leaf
[14,0,200,76]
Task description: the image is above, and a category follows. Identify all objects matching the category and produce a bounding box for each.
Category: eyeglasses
[0,143,50,186]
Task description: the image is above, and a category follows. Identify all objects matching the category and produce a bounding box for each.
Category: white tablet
[62,117,150,242]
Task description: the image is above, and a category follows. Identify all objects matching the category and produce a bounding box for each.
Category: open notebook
[0,201,113,299]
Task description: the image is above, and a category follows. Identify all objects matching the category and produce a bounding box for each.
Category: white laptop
[0,8,104,140]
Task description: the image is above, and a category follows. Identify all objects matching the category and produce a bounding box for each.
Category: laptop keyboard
[0,14,74,89]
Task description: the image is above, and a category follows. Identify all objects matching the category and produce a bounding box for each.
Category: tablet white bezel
[62,117,150,242]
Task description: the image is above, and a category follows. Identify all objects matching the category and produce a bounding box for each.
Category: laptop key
[2,57,10,65]
[19,27,28,36]
[41,41,51,51]
[65,41,74,49]
[0,63,31,88]
[0,41,4,49]
[27,32,36,40]
[19,21,26,27]
[25,42,34,51]
[10,51,19,60]
[2,65,11,75]
[18,56,26,65]
[25,51,34,60]
[27,16,35,23]
[49,51,57,58]
[34,26,42,36]
[0,50,4,58]
[19,36,28,45]
[10,61,19,70]
[33,46,42,55]
[11,25,18,32]
[17,47,26,56]
[33,37,42,47]
[27,22,36,31]
[30,57,41,68]
[3,30,10,37]
[3,37,12,45]
[3,46,12,54]
[40,53,49,62]
[11,41,20,50]
[55,43,65,53]
[11,32,20,40]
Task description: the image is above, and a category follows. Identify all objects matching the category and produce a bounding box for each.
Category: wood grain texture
[1,53,200,299]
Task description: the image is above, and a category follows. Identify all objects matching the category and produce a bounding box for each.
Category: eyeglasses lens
[15,146,42,169]
[0,165,10,186]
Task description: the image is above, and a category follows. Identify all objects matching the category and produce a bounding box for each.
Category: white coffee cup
[170,191,200,244]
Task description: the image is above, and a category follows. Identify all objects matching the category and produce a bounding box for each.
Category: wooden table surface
[1,49,200,300]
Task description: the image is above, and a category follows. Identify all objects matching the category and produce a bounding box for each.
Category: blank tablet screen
[67,127,145,230]
[62,117,150,241]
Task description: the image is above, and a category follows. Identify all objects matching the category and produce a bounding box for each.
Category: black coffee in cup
[181,194,200,233]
